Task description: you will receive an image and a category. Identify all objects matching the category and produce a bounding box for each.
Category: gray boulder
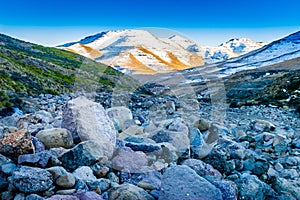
[159,165,223,200]
[61,96,116,159]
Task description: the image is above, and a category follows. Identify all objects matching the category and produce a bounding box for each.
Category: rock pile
[0,92,299,199]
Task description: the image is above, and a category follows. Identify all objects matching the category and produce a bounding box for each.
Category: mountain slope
[0,33,136,96]
[137,31,300,111]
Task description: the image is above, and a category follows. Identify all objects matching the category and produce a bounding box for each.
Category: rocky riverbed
[0,86,299,200]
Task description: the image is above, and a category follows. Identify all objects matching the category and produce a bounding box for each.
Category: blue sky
[1,0,299,46]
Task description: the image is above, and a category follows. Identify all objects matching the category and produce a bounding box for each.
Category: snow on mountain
[61,30,204,74]
[60,29,266,74]
[167,35,266,64]
[219,31,300,75]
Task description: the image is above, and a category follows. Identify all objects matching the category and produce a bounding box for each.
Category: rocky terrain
[0,83,299,199]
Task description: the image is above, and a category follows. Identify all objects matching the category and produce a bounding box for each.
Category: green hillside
[0,33,135,95]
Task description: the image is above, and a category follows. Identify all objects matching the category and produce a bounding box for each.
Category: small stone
[72,166,96,182]
[194,118,211,131]
[137,181,156,190]
[91,163,110,178]
[55,173,76,189]
[108,172,119,183]
[55,189,76,195]
[108,183,154,200]
[253,120,275,132]
[25,194,45,200]
[74,191,104,200]
[14,193,26,200]
[46,194,78,200]
[36,128,73,149]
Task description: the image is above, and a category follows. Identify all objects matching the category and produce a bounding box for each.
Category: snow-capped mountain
[59,29,266,74]
[162,30,300,86]
[167,35,266,64]
[60,30,204,74]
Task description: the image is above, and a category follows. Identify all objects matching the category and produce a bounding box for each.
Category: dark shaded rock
[108,183,154,200]
[12,166,53,193]
[203,149,227,174]
[0,171,8,190]
[236,173,277,200]
[31,137,45,153]
[160,165,223,200]
[182,159,223,181]
[18,150,52,168]
[212,180,237,200]
[59,141,109,171]
[125,142,161,153]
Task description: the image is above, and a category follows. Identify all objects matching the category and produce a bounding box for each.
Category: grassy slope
[0,33,136,96]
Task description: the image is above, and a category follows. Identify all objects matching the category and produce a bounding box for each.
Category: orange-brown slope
[127,53,156,74]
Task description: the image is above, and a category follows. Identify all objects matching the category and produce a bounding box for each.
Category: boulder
[112,147,148,173]
[0,129,34,159]
[106,106,133,132]
[159,165,223,200]
[12,166,53,193]
[61,96,116,158]
[59,141,110,171]
[35,128,73,149]
[108,183,154,200]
